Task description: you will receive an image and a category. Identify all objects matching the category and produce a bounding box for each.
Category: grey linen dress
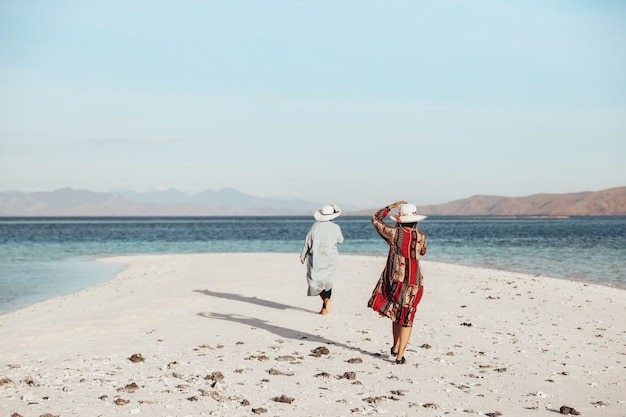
[300,221,344,296]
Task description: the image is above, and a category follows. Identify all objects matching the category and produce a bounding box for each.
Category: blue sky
[1,1,625,207]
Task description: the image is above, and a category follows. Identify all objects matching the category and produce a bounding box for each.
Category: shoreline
[1,253,624,416]
[3,249,624,318]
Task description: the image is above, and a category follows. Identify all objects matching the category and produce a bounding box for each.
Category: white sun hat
[314,204,341,221]
[389,203,427,223]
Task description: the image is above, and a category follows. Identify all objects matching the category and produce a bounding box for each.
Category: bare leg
[319,295,330,314]
[396,325,413,363]
[391,322,400,355]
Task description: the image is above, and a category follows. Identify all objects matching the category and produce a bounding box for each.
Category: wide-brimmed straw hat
[389,203,427,223]
[314,204,341,221]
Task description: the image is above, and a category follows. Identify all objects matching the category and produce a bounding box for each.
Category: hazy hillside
[0,186,624,216]
[348,186,626,216]
[0,188,321,216]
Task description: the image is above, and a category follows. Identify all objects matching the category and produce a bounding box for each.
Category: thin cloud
[89,138,181,146]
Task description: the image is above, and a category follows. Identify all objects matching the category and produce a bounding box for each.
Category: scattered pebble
[23,376,37,386]
[117,382,140,393]
[204,371,224,382]
[363,396,383,404]
[128,354,145,363]
[268,368,294,376]
[559,405,580,415]
[310,346,330,357]
[340,371,356,380]
[273,394,295,404]
[246,355,270,361]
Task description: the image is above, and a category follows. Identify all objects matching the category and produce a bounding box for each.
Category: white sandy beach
[0,253,624,416]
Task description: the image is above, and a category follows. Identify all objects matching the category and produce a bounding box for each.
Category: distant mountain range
[0,188,322,216]
[351,186,626,216]
[0,186,625,216]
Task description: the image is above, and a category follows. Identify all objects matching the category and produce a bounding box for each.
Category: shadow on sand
[194,289,313,313]
[195,289,385,359]
[196,311,381,359]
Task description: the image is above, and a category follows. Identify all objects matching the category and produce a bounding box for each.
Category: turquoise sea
[1,216,625,315]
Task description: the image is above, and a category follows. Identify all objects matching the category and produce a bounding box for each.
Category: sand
[0,253,624,416]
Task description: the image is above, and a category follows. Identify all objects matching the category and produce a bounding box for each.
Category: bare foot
[319,298,331,314]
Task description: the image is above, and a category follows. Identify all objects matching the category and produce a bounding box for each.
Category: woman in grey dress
[300,204,344,314]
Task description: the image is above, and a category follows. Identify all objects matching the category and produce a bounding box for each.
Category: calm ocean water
[1,216,625,315]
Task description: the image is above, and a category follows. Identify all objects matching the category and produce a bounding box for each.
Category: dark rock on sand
[363,396,383,404]
[268,367,294,376]
[310,346,330,357]
[128,353,145,363]
[252,408,267,414]
[204,371,224,382]
[273,394,295,404]
[246,355,270,361]
[117,382,139,393]
[23,376,37,386]
[559,405,580,415]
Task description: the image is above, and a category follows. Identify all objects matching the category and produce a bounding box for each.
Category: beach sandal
[395,357,406,365]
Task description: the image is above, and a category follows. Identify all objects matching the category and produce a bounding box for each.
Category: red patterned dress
[367,206,428,327]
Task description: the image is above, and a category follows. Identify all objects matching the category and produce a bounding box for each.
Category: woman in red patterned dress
[368,200,428,364]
